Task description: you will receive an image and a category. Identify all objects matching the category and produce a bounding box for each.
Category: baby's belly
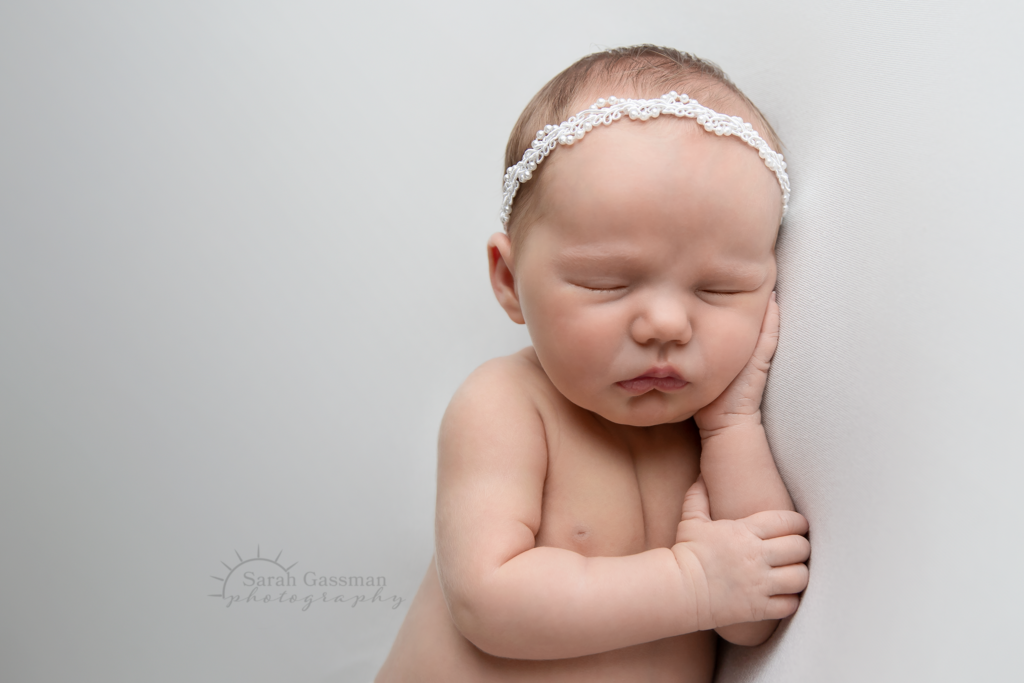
[376,558,716,683]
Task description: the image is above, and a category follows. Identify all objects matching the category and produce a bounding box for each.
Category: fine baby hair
[501,45,786,250]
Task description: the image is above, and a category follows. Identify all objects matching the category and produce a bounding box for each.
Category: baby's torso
[377,350,716,683]
[533,369,700,556]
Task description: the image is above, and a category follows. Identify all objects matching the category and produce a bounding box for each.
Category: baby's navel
[571,525,590,542]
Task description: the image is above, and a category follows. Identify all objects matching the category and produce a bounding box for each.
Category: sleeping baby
[377,44,810,683]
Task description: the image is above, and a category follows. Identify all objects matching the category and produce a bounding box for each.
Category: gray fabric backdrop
[2,1,1021,681]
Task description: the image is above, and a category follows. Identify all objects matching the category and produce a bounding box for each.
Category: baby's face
[502,113,782,427]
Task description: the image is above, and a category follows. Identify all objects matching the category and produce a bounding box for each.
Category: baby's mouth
[617,369,688,395]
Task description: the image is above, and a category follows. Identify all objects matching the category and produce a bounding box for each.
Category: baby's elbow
[447,588,528,659]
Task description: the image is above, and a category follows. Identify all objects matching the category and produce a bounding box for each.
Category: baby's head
[488,45,787,428]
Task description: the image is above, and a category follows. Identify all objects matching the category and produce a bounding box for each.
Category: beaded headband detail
[500,91,790,225]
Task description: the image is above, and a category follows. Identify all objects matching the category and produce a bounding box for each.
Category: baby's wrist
[694,410,763,439]
[669,545,715,632]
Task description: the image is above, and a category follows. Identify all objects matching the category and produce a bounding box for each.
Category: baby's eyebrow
[554,246,646,267]
[702,262,770,281]
[555,248,769,278]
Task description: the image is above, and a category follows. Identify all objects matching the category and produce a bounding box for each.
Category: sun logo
[209,546,297,601]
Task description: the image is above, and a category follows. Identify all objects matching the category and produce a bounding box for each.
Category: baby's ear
[487,232,524,325]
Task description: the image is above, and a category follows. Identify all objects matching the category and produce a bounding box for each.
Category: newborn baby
[377,45,810,683]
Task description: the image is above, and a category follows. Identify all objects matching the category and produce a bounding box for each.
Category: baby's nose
[630,293,692,346]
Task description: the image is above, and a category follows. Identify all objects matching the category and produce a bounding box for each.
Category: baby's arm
[435,356,808,660]
[695,293,807,646]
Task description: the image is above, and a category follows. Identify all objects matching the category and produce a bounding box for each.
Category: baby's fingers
[751,291,781,368]
[744,509,809,540]
[680,474,711,523]
[762,535,811,566]
[769,563,809,596]
[763,594,801,621]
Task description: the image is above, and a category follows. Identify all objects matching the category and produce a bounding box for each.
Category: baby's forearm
[699,420,794,645]
[699,420,793,519]
[445,545,698,660]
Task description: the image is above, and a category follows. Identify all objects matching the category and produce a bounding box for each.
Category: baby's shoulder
[465,347,548,389]
[438,347,553,465]
[448,347,550,413]
[440,347,559,434]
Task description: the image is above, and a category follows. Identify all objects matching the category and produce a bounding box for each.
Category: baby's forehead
[532,171,780,262]
[536,115,784,228]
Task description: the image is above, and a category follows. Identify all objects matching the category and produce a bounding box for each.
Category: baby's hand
[694,292,779,435]
[671,475,809,630]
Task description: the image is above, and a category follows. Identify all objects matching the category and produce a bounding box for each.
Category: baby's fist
[671,475,809,630]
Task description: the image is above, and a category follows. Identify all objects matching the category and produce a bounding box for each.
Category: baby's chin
[585,395,700,427]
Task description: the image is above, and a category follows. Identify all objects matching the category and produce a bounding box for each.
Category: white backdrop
[2,1,1022,681]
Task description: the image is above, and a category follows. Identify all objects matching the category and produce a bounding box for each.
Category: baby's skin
[377,92,810,682]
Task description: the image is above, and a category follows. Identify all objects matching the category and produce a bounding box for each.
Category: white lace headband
[500,91,790,225]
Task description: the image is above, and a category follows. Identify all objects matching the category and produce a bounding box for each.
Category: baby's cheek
[531,309,606,384]
[561,326,616,390]
[708,320,760,384]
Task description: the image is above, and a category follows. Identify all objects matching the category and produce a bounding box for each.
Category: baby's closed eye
[698,289,744,296]
[573,280,629,292]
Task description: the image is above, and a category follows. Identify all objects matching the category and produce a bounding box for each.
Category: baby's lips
[617,375,688,395]
[629,364,685,382]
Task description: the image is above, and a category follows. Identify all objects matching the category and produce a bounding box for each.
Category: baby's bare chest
[533,405,702,556]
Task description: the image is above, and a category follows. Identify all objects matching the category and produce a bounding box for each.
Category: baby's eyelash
[698,289,747,297]
[573,283,627,292]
